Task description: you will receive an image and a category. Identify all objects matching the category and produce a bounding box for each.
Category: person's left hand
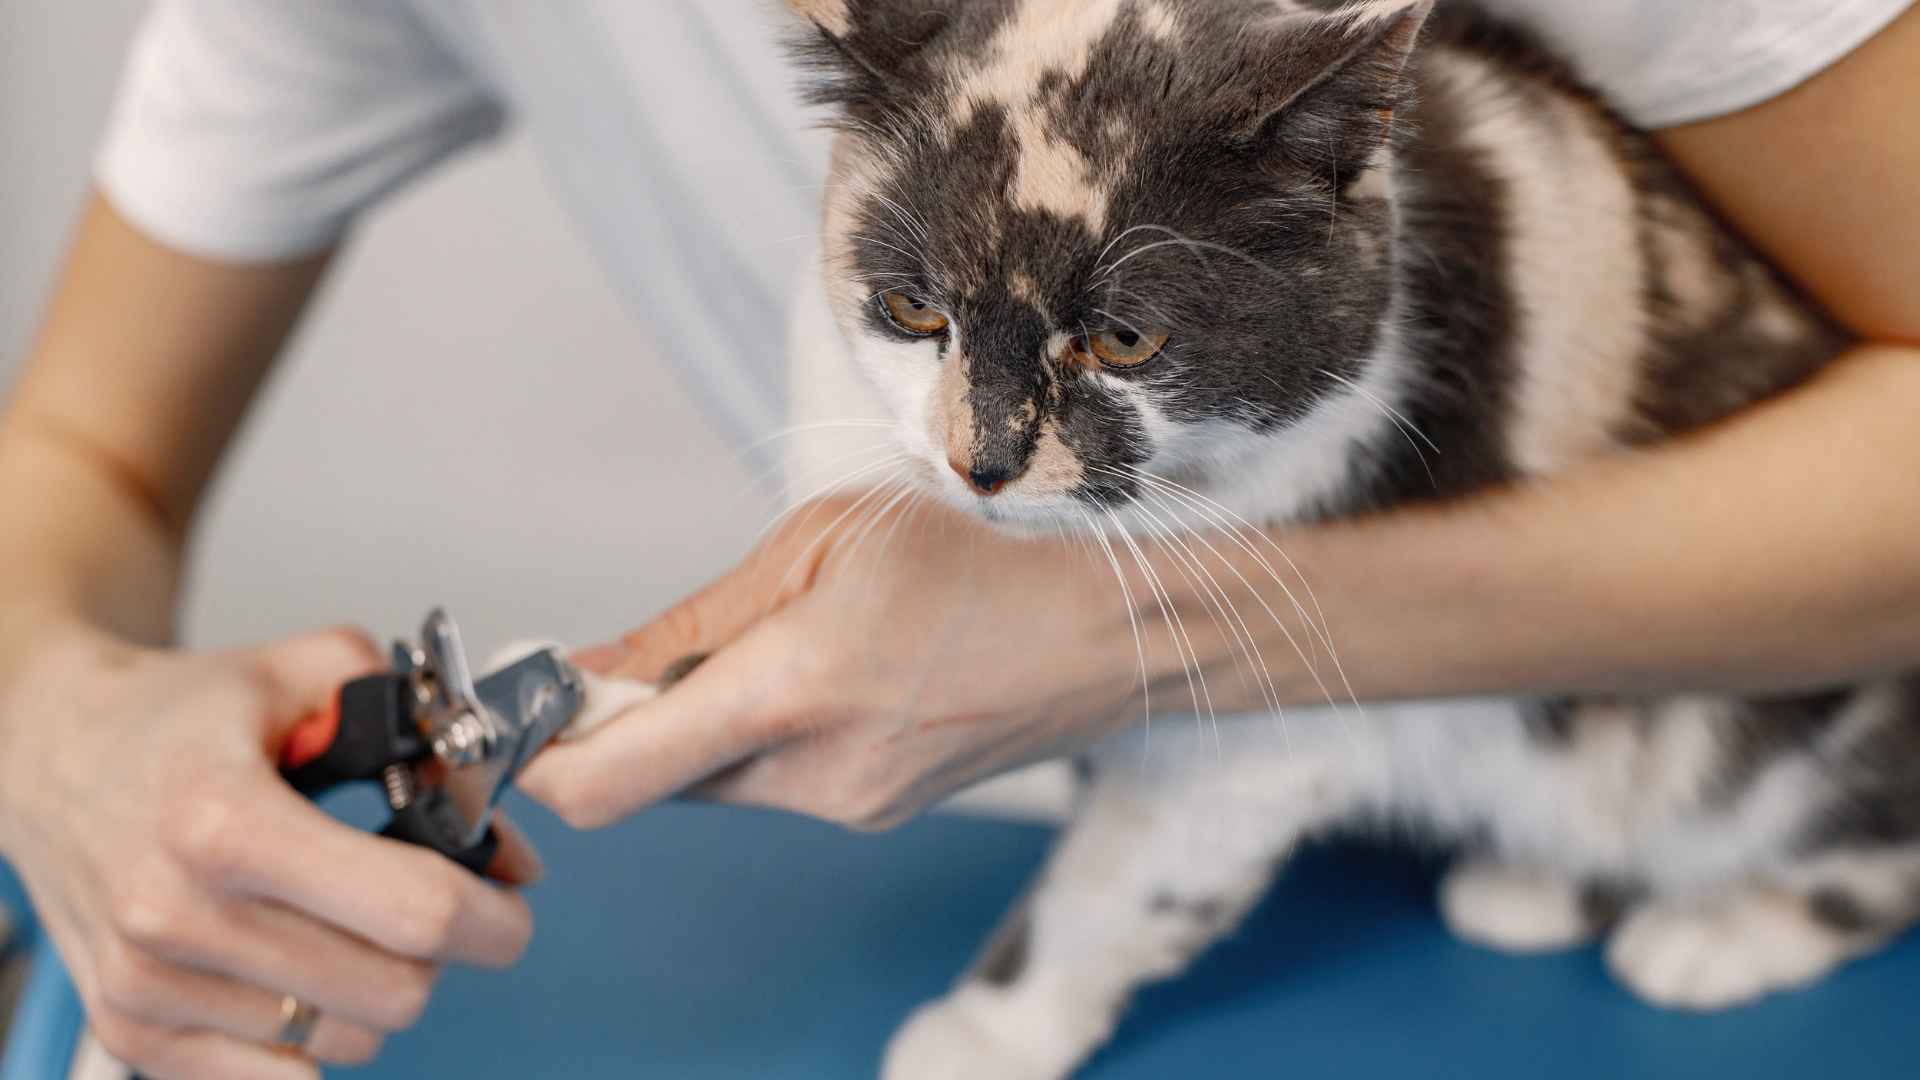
[518,495,1155,831]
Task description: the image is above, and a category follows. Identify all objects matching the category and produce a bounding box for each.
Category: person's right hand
[0,619,540,1080]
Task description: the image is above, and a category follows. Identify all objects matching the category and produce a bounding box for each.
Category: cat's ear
[1253,1,1433,191]
[782,0,952,118]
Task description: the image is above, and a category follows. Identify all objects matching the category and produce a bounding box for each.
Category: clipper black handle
[281,673,427,796]
[280,673,493,874]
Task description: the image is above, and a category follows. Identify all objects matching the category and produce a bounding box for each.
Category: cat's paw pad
[1439,860,1596,954]
[1605,893,1854,1011]
[883,986,1103,1080]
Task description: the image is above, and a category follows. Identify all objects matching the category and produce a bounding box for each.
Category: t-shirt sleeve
[96,0,505,261]
[1474,0,1915,129]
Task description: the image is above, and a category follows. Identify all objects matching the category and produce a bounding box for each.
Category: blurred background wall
[0,2,769,654]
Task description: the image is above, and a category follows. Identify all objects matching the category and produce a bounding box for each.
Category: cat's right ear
[781,0,952,118]
[1252,1,1434,191]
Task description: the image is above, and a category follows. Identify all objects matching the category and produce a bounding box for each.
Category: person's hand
[520,496,1158,830]
[0,619,540,1080]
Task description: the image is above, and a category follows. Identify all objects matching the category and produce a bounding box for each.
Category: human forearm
[0,426,183,650]
[1172,342,1920,708]
[0,194,329,653]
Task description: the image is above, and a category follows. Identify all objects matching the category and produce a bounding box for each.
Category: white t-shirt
[97,0,1913,443]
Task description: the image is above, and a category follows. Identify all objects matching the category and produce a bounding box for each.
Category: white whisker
[1108,464,1367,729]
[1322,369,1440,490]
[1106,507,1214,757]
[1077,507,1155,764]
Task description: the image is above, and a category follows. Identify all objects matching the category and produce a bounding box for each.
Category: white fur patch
[886,983,1101,1080]
[1440,860,1597,953]
[565,670,660,741]
[1172,317,1414,527]
[1607,892,1862,1011]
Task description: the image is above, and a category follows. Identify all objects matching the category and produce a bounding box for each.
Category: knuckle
[165,793,246,882]
[109,886,191,954]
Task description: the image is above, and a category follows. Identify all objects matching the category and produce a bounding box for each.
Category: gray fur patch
[1807,887,1877,936]
[974,905,1032,988]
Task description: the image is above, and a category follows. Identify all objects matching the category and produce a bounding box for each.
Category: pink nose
[950,458,1011,496]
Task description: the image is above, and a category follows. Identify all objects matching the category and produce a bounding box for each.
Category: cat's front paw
[1439,860,1597,954]
[1605,892,1859,1011]
[883,984,1107,1080]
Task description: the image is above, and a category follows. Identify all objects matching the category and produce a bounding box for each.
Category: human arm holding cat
[523,2,1920,830]
[0,199,538,1080]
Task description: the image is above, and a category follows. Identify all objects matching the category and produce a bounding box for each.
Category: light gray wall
[0,3,767,655]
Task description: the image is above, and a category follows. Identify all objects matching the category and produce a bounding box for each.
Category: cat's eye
[1072,328,1170,369]
[879,289,951,336]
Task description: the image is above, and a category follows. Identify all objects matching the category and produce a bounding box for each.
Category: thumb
[520,621,793,829]
[242,626,386,739]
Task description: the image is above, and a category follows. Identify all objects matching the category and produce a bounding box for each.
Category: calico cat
[775,1,1919,1077]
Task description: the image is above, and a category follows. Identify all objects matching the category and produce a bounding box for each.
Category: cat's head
[788,0,1430,529]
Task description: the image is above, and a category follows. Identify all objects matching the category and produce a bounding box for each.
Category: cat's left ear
[1254,1,1434,191]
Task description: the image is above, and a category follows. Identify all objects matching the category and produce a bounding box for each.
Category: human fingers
[164,775,532,969]
[90,943,386,1067]
[521,624,809,829]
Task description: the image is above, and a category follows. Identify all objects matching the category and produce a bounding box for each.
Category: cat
[774,1,1920,1077]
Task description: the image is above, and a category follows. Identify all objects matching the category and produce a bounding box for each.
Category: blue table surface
[7,794,1919,1078]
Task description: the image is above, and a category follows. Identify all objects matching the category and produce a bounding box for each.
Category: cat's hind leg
[884,737,1348,1080]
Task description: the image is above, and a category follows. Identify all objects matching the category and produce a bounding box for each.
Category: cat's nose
[951,458,1013,496]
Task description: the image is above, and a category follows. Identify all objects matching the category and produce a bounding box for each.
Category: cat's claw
[1439,860,1597,954]
[1605,892,1860,1011]
[883,986,1103,1080]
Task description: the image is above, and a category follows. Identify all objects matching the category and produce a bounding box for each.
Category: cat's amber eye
[1072,328,1170,370]
[879,289,951,336]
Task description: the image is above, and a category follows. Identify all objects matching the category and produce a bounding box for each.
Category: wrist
[0,607,110,853]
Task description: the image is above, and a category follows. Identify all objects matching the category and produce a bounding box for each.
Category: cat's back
[1378,5,1850,490]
